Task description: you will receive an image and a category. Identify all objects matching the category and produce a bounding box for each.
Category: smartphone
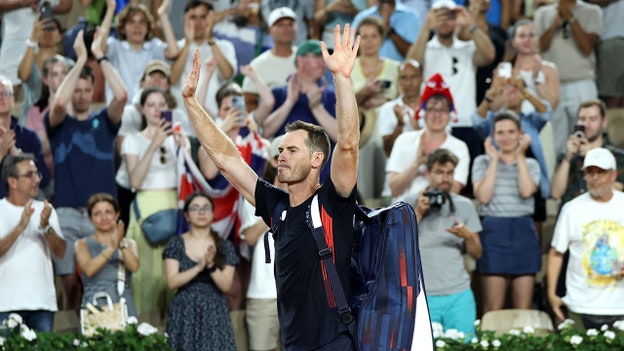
[498,62,512,79]
[573,124,586,139]
[161,110,173,123]
[231,95,246,112]
[379,80,392,89]
[39,1,55,30]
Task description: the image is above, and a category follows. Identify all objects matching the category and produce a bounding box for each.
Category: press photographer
[413,148,482,336]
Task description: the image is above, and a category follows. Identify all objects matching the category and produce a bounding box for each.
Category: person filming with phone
[551,99,624,208]
[413,148,482,337]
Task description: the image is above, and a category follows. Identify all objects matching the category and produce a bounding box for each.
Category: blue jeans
[0,310,54,332]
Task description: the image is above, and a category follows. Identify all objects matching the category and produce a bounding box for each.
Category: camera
[573,124,586,139]
[423,188,446,213]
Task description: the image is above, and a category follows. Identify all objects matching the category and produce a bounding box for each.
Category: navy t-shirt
[254,178,356,350]
[44,109,119,207]
[271,84,336,183]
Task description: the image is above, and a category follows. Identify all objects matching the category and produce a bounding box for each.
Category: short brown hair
[578,99,607,119]
[426,148,459,171]
[87,193,120,217]
[493,110,521,131]
[285,121,331,170]
[117,4,154,41]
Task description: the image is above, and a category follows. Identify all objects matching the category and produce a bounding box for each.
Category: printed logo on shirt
[581,219,624,287]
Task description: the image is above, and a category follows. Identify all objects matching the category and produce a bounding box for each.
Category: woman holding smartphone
[472,112,541,313]
[163,192,238,351]
[121,87,186,324]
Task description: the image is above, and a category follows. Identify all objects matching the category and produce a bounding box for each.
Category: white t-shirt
[424,37,477,127]
[551,191,624,315]
[240,200,276,299]
[119,133,178,190]
[0,199,63,312]
[384,129,470,202]
[241,49,296,94]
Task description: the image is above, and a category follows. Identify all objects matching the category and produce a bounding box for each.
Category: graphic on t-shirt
[582,220,624,287]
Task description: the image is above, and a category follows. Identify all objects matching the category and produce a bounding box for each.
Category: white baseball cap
[431,0,457,10]
[582,147,617,170]
[267,7,297,27]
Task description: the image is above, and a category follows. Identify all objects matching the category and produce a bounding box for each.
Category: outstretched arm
[182,50,259,206]
[323,24,360,197]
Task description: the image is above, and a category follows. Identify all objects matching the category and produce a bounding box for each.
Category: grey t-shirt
[418,193,482,295]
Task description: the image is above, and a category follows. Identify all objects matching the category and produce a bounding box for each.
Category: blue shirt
[471,104,552,198]
[352,2,422,62]
[45,109,119,207]
[271,82,336,183]
[0,117,51,198]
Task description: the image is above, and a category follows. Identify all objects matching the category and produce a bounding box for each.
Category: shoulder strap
[132,200,141,222]
[308,195,354,326]
[265,198,288,264]
[117,257,125,296]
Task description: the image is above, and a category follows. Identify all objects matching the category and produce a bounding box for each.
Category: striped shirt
[472,155,541,217]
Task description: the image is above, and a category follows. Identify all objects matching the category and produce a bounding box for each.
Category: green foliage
[433,319,624,351]
[0,314,172,351]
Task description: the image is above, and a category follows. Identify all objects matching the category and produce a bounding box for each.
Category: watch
[119,239,128,249]
[43,226,54,236]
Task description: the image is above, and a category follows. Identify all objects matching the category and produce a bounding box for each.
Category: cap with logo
[582,147,617,170]
[267,7,297,27]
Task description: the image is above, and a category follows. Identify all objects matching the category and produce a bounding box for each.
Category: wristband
[26,39,38,49]
[534,70,545,85]
[207,265,217,273]
[484,95,494,103]
[207,38,216,46]
[96,56,109,64]
[387,27,396,37]
[468,24,478,34]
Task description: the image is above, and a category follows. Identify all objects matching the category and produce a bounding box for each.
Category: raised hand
[112,220,125,248]
[18,200,35,234]
[321,24,360,79]
[285,73,301,105]
[306,84,324,109]
[453,6,474,29]
[484,136,499,162]
[0,126,17,158]
[516,133,532,155]
[182,50,201,98]
[40,200,52,229]
[91,27,105,60]
[157,0,169,18]
[73,30,88,61]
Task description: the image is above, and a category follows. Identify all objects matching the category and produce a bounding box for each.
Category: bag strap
[265,198,288,264]
[117,255,125,297]
[307,195,354,326]
[132,200,141,222]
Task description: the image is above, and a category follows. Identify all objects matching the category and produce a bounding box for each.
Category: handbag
[80,259,129,336]
[132,200,177,245]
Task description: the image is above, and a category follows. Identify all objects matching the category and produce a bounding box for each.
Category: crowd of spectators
[1,0,623,348]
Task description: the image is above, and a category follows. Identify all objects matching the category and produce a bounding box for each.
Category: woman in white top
[510,19,560,112]
[122,87,185,324]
